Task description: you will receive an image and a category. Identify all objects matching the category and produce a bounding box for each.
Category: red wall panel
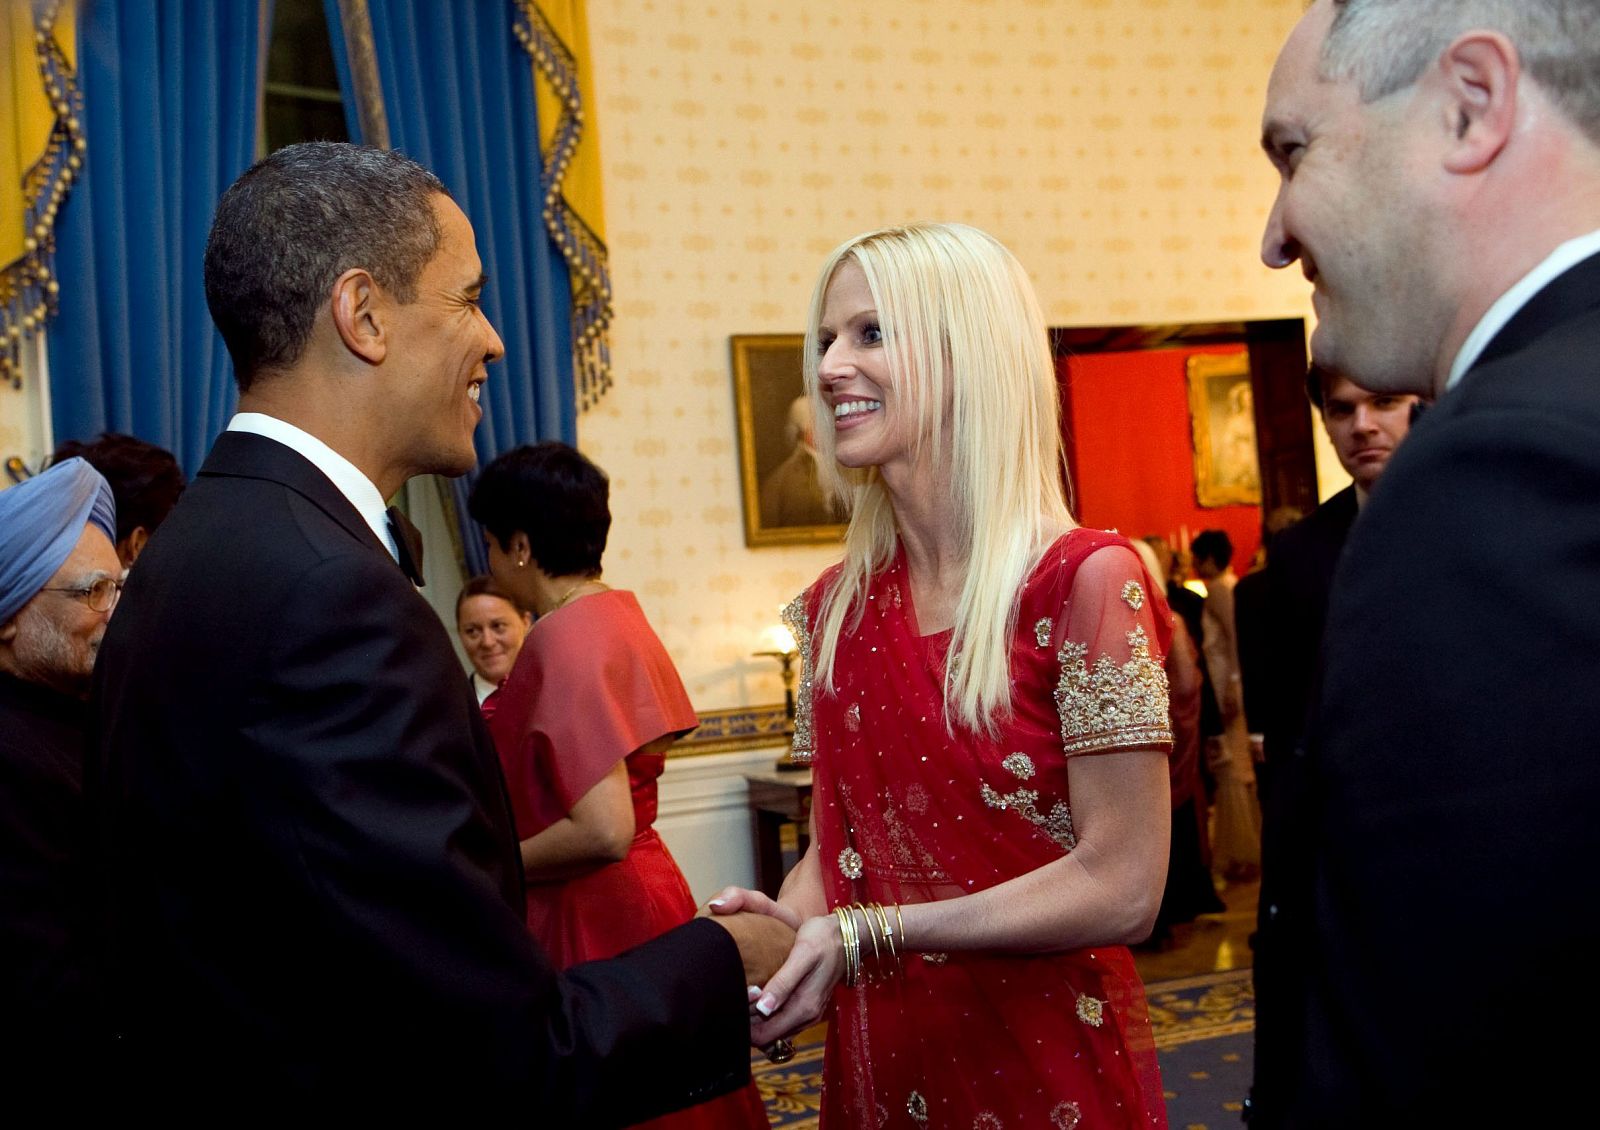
[1060,345,1260,575]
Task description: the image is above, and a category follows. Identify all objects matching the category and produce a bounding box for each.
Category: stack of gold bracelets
[834,902,905,986]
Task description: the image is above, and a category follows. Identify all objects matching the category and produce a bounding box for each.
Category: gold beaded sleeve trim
[1054,625,1172,756]
[782,593,815,764]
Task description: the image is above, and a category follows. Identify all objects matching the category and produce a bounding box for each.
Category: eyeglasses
[39,576,124,612]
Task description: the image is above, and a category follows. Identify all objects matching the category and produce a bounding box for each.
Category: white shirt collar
[471,671,499,705]
[226,412,398,560]
[1446,228,1600,391]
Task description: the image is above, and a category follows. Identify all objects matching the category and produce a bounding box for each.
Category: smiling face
[456,592,531,685]
[1259,1,1445,396]
[382,194,505,482]
[816,260,921,474]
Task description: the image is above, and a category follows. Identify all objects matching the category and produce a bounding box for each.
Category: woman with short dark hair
[468,441,768,1130]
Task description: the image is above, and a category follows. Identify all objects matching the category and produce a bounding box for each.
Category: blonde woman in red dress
[469,442,770,1130]
[712,223,1173,1128]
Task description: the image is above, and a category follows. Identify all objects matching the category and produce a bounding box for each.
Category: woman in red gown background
[470,442,770,1130]
[714,223,1174,1127]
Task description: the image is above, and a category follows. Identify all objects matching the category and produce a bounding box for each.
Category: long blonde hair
[805,223,1074,734]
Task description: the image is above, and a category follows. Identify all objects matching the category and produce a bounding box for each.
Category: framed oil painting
[1186,351,1263,507]
[730,333,847,547]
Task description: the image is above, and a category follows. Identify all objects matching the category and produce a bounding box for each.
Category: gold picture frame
[1186,352,1262,508]
[730,334,847,547]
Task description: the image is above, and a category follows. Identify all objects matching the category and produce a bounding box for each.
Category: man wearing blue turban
[0,455,120,1096]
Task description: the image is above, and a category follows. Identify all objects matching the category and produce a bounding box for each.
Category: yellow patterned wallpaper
[579,0,1315,709]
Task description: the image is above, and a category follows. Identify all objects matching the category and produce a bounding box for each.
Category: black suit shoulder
[1292,254,1600,1121]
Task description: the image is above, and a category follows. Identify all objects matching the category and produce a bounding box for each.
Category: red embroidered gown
[786,530,1172,1129]
[488,590,770,1130]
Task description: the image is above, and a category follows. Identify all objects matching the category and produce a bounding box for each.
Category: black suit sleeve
[242,551,750,1119]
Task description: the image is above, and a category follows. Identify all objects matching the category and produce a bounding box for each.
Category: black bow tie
[386,506,425,587]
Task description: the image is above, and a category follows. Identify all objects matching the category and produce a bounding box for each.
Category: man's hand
[706,911,796,987]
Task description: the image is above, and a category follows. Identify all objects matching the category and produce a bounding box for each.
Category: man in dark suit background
[1247,365,1418,1120]
[88,142,791,1119]
[1253,0,1600,1123]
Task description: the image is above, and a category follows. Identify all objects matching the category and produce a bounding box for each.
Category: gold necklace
[551,577,608,610]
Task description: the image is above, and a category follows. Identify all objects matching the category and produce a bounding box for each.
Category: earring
[517,558,526,568]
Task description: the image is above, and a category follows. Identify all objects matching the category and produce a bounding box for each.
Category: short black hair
[203,141,447,391]
[1306,364,1331,411]
[50,432,185,543]
[1190,529,1234,571]
[454,574,524,620]
[467,442,611,578]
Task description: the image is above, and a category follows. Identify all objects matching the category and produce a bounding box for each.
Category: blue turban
[0,457,118,625]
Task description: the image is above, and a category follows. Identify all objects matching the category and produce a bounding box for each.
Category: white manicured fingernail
[747,985,762,1001]
[756,994,777,1016]
[709,898,725,908]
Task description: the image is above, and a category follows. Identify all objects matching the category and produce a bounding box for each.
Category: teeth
[834,400,882,419]
[468,384,481,403]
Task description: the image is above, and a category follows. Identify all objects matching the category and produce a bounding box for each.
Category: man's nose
[1261,190,1297,269]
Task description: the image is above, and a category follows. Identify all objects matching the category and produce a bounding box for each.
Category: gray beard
[9,602,98,700]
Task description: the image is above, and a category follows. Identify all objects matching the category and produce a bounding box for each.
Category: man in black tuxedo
[87,142,792,1119]
[1251,1,1600,1123]
[1247,367,1417,1118]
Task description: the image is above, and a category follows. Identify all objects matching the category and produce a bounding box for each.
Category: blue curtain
[325,0,577,575]
[47,1,267,477]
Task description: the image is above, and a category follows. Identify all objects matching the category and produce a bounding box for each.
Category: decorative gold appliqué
[1120,579,1145,610]
[1001,752,1035,780]
[845,702,861,732]
[920,952,948,965]
[1054,625,1172,755]
[1075,994,1106,1027]
[838,846,864,880]
[782,594,814,764]
[907,1091,929,1125]
[1034,616,1053,647]
[980,782,1077,851]
[1050,1101,1083,1130]
[973,1114,1003,1129]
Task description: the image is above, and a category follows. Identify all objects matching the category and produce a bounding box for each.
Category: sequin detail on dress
[838,846,864,880]
[1075,995,1106,1027]
[907,1091,929,1125]
[845,702,862,732]
[1002,753,1035,780]
[782,593,814,764]
[980,781,1077,852]
[1120,580,1145,611]
[1054,625,1172,755]
[1034,616,1054,647]
[1050,1101,1083,1129]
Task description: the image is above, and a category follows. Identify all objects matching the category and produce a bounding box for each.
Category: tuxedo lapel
[198,431,391,561]
[1473,250,1600,374]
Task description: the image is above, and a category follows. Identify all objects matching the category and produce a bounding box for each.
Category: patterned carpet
[750,968,1255,1128]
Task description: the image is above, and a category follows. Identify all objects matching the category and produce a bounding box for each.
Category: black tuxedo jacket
[86,432,750,1119]
[1267,252,1600,1126]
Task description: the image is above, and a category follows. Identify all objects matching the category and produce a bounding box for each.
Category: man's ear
[1436,31,1519,175]
[509,531,533,568]
[329,267,387,365]
[0,615,17,644]
[120,527,149,569]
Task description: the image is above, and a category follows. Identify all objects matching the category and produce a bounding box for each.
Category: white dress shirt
[1447,228,1600,390]
[226,413,399,562]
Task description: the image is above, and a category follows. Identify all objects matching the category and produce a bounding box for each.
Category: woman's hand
[703,885,805,931]
[749,913,845,1045]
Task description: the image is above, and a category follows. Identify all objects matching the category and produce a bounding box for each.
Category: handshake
[699,886,836,1058]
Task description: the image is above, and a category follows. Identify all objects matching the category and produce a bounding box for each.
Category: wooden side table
[744,768,813,898]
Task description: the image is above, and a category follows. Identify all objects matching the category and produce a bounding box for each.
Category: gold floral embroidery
[980,782,1077,851]
[1075,994,1106,1027]
[782,594,814,764]
[907,1091,929,1125]
[920,952,948,965]
[1050,1101,1083,1130]
[838,846,864,880]
[889,582,903,609]
[974,1115,1003,1129]
[1034,616,1053,647]
[845,702,861,732]
[1001,752,1035,780]
[1120,579,1145,610]
[904,783,930,815]
[1054,625,1172,755]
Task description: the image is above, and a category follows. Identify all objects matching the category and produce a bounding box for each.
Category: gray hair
[203,142,447,391]
[1323,0,1600,145]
